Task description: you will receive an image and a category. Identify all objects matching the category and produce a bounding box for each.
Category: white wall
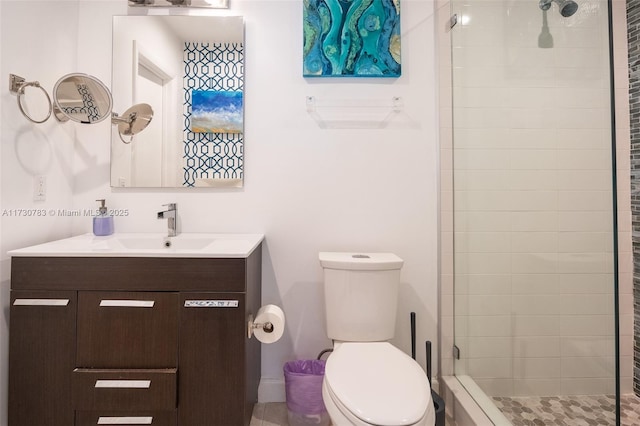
[0,1,4,423]
[1,2,81,424]
[0,0,439,414]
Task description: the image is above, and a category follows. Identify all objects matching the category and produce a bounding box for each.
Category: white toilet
[319,252,436,426]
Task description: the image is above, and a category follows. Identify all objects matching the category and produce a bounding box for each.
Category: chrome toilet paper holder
[247,314,274,339]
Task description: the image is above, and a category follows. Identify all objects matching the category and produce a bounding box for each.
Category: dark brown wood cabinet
[8,291,77,426]
[77,291,179,369]
[179,293,257,425]
[9,245,262,426]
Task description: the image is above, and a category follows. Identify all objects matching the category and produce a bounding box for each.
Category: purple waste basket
[283,360,330,426]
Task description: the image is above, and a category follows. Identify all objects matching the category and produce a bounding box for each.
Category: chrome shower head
[539,0,578,17]
[557,0,578,16]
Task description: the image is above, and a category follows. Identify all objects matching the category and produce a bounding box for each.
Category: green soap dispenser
[93,199,114,236]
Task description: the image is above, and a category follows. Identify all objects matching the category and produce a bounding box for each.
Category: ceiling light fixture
[128,0,228,8]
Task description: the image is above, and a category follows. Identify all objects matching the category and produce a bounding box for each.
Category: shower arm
[538,0,578,17]
[539,0,552,11]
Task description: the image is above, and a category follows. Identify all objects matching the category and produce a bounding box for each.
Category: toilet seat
[324,342,431,426]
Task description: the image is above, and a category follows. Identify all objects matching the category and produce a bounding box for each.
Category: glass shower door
[450,0,619,424]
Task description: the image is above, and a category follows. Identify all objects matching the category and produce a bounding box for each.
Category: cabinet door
[77,291,179,368]
[178,293,247,425]
[9,290,76,426]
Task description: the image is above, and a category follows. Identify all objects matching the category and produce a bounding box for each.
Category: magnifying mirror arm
[117,131,134,144]
[112,112,136,144]
[111,112,135,126]
[112,104,153,144]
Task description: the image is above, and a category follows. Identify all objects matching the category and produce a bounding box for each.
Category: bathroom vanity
[8,233,263,426]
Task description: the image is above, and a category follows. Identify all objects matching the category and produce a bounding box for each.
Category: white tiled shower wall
[438,0,633,398]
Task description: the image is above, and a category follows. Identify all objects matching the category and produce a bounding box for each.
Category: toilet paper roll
[253,304,285,344]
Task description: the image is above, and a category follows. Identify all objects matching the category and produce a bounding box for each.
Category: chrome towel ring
[9,73,53,124]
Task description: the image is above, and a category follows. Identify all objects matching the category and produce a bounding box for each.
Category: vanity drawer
[76,410,176,426]
[77,291,179,368]
[73,369,177,411]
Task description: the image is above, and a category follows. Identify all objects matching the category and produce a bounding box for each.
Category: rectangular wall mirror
[111,15,244,188]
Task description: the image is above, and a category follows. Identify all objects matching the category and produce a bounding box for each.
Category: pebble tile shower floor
[492,394,640,426]
[250,398,640,425]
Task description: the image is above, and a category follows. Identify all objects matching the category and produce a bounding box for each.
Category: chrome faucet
[157,203,178,237]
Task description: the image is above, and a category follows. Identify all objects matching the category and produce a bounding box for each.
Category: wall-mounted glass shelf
[305,96,403,129]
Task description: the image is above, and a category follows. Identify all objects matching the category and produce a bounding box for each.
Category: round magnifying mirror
[52,73,113,124]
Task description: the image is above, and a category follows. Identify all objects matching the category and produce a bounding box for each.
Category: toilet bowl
[319,252,435,426]
[322,342,436,426]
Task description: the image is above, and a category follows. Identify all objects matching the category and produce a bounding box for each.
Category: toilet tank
[319,252,404,342]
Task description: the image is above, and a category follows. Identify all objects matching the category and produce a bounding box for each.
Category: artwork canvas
[303,0,401,77]
[191,90,243,134]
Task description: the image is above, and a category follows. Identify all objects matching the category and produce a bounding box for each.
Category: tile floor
[251,402,455,426]
[493,394,640,426]
[256,394,640,425]
[250,403,288,426]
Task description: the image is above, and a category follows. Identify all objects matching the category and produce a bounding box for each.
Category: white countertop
[8,233,264,258]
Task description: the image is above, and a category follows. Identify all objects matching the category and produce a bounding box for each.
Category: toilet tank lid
[319,252,404,271]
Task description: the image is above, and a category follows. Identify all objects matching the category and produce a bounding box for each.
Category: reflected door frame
[133,40,179,187]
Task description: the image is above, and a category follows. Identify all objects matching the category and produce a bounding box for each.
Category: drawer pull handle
[97,416,153,425]
[13,299,69,306]
[185,300,239,308]
[99,300,155,308]
[95,380,151,388]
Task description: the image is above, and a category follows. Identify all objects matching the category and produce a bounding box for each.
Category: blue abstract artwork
[191,90,243,134]
[303,0,401,77]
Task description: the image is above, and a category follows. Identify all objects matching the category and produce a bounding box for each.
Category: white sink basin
[8,233,264,258]
[117,235,216,250]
